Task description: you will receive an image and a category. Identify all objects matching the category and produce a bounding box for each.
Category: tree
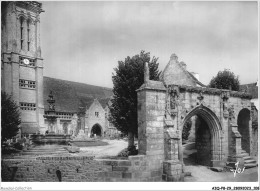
[1,91,21,144]
[209,69,240,91]
[109,50,161,148]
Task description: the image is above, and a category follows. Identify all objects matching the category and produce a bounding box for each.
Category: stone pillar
[56,118,61,134]
[137,80,166,157]
[136,70,166,180]
[36,58,44,132]
[11,53,20,103]
[227,106,244,169]
[188,116,196,142]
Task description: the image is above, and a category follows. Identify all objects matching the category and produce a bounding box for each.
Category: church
[1,1,119,138]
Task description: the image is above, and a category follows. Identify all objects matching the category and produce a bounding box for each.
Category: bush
[117,144,138,157]
[182,119,192,141]
[13,142,23,150]
[1,143,21,155]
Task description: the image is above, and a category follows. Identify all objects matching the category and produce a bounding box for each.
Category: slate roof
[239,83,258,99]
[43,77,113,113]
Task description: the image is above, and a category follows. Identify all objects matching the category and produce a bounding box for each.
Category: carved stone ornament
[228,105,236,122]
[221,91,230,119]
[223,102,229,119]
[197,91,206,106]
[221,91,230,101]
[168,86,180,117]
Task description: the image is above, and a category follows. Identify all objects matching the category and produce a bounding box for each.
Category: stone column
[11,53,20,103]
[227,106,244,169]
[137,80,166,158]
[136,63,166,180]
[35,58,44,132]
[188,116,196,142]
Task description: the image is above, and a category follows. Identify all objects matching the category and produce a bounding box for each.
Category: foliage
[182,119,192,141]
[208,69,240,91]
[1,91,21,144]
[13,142,24,150]
[109,50,161,138]
[117,144,138,157]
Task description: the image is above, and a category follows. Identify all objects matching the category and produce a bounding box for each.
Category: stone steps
[24,149,65,152]
[244,163,258,168]
[241,150,258,169]
[243,156,251,160]
[19,145,68,156]
[22,151,68,155]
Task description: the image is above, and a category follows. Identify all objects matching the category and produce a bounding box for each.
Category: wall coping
[168,84,252,99]
[136,80,166,92]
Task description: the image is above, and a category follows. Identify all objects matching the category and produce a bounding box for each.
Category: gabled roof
[160,54,206,87]
[43,76,113,113]
[239,83,258,99]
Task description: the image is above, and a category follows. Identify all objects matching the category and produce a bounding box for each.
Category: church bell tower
[1,1,45,135]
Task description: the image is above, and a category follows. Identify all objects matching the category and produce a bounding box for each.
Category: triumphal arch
[137,55,257,181]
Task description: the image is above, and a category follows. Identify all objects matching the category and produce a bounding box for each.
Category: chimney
[179,61,187,70]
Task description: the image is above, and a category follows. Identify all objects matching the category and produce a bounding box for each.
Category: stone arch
[181,105,223,166]
[237,108,251,154]
[91,123,103,137]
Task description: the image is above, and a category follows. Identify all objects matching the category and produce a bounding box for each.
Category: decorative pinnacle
[170,53,178,61]
[144,62,150,83]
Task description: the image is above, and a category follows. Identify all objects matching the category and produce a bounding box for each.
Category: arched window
[27,20,31,51]
[20,17,24,50]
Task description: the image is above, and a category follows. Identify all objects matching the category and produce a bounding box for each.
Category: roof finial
[144,62,150,83]
[170,53,178,61]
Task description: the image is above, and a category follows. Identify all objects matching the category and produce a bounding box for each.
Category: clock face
[23,59,29,65]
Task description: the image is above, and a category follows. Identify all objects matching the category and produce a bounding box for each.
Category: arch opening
[182,115,212,166]
[237,108,250,154]
[91,124,102,137]
[181,106,222,167]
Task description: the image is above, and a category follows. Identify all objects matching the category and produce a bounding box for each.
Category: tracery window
[20,17,24,50]
[27,20,30,51]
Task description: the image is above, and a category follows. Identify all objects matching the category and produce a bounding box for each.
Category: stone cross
[144,62,150,83]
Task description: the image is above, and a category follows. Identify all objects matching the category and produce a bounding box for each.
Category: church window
[19,79,36,89]
[20,17,24,50]
[20,102,36,111]
[95,112,99,117]
[27,20,30,51]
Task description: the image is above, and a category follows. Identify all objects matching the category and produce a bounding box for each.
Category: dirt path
[184,165,258,182]
[74,139,128,157]
[183,143,258,182]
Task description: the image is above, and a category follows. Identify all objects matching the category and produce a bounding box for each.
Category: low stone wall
[1,155,163,182]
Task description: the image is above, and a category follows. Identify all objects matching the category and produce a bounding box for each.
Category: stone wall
[2,155,163,182]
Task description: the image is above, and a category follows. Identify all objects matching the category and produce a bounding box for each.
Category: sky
[40,1,258,88]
